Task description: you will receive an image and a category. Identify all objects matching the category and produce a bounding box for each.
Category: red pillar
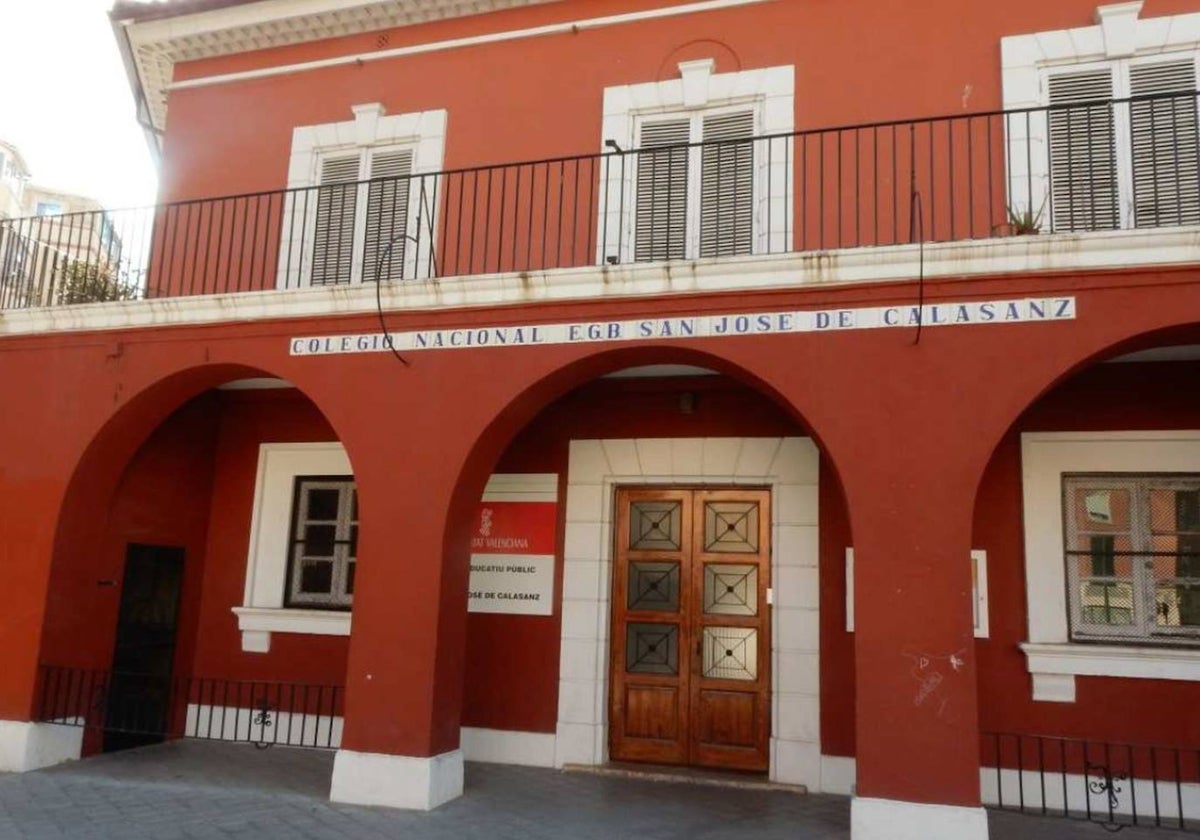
[328,406,479,810]
[841,448,989,839]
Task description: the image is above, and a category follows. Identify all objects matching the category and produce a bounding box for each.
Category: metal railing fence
[35,664,343,750]
[1,90,1197,311]
[983,731,1200,833]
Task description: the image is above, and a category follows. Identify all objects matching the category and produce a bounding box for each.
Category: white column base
[329,748,463,810]
[851,796,989,840]
[0,721,83,772]
[461,727,555,767]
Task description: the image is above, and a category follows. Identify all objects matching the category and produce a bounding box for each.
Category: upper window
[598,61,793,264]
[35,201,63,217]
[1063,474,1200,645]
[632,108,756,261]
[1045,57,1198,231]
[278,103,447,289]
[1002,4,1200,234]
[286,476,358,609]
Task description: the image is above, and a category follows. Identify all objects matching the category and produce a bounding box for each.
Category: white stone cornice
[1,225,1198,339]
[115,0,557,135]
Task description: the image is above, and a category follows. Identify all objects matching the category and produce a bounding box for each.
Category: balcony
[1,91,1197,317]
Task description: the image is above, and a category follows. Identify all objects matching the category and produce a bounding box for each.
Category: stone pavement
[0,740,1190,840]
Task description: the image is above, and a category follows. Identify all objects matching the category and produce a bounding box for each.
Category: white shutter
[699,111,755,258]
[1047,70,1119,232]
[362,149,413,284]
[635,118,690,262]
[311,155,359,285]
[1129,59,1199,228]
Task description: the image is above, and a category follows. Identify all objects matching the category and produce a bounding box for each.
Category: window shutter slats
[1129,59,1199,228]
[1048,70,1119,232]
[634,119,690,262]
[311,155,359,286]
[699,111,755,258]
[362,150,413,284]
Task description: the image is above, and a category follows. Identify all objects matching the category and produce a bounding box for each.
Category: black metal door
[104,544,185,752]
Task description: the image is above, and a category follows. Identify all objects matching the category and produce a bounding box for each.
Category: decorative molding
[232,606,352,640]
[5,225,1199,339]
[555,437,824,789]
[1096,2,1145,59]
[1031,672,1077,703]
[120,0,777,136]
[1024,642,1200,682]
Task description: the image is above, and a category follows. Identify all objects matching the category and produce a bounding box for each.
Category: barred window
[286,477,357,609]
[1063,475,1200,645]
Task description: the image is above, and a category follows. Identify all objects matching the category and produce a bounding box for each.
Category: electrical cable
[374,232,411,366]
[372,180,440,367]
[907,129,925,346]
[911,189,925,346]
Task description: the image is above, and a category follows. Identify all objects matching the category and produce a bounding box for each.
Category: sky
[0,0,159,210]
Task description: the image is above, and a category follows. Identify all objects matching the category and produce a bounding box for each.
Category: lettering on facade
[289,296,1077,356]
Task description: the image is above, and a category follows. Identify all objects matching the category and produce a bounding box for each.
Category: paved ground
[0,740,1190,839]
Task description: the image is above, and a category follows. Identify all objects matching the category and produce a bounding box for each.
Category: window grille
[1063,474,1200,645]
[286,476,357,609]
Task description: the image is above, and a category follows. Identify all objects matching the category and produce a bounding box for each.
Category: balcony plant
[55,260,137,306]
[999,198,1046,236]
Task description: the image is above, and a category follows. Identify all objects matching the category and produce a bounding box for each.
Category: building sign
[469,475,558,616]
[289,296,1077,356]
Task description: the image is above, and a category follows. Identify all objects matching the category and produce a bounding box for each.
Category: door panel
[691,489,771,770]
[610,489,691,764]
[609,488,770,771]
[104,544,185,753]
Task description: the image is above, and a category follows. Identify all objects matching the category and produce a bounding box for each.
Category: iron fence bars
[983,731,1200,833]
[34,665,343,750]
[1,90,1198,312]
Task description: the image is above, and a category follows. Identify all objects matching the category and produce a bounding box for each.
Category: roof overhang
[109,0,555,163]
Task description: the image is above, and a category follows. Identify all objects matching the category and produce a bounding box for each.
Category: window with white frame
[233,443,354,653]
[1002,4,1200,234]
[278,103,447,289]
[1063,474,1200,645]
[598,61,793,264]
[1020,432,1200,700]
[285,476,358,609]
[1044,57,1198,231]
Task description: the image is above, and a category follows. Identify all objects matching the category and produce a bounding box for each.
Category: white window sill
[232,606,351,653]
[1021,641,1200,702]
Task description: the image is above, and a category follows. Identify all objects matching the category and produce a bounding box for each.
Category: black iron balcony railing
[1,91,1197,312]
[35,664,343,750]
[983,731,1200,833]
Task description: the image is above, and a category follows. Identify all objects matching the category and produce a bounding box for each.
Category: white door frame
[555,437,824,788]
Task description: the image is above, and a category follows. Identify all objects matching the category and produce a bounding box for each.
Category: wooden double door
[609,487,771,772]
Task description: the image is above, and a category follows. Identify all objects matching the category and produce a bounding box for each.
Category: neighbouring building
[0,139,122,308]
[0,1,1198,838]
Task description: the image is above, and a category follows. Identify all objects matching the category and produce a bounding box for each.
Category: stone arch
[439,341,854,791]
[33,360,360,762]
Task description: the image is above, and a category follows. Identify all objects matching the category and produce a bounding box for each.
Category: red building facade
[1,1,1199,837]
